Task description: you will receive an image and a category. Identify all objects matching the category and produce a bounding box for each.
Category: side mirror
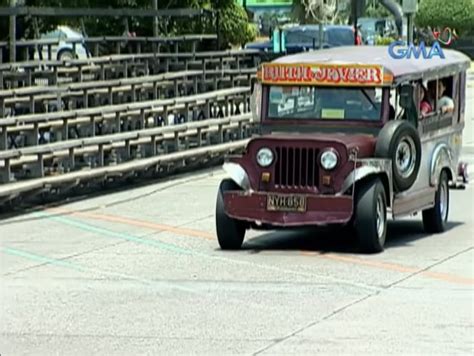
[399,84,415,109]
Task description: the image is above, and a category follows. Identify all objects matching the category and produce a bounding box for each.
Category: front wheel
[354,178,388,253]
[215,179,246,250]
[422,170,449,233]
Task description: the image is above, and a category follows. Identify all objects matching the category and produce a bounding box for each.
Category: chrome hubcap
[439,180,448,220]
[376,195,386,240]
[396,137,416,178]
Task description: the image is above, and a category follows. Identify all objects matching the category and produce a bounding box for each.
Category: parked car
[245,25,358,53]
[215,45,470,253]
[357,17,398,45]
[34,26,89,61]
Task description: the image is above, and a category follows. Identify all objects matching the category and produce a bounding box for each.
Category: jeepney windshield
[267,86,383,121]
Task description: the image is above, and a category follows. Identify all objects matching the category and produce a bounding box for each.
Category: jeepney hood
[248,133,377,158]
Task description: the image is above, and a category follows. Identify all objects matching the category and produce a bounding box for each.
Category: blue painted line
[3,247,85,271]
[33,211,192,255]
[2,246,199,294]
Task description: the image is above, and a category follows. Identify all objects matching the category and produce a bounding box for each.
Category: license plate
[266,194,307,212]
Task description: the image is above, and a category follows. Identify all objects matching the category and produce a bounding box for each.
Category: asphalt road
[1,86,473,355]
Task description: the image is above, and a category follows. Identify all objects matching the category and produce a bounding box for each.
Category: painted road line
[45,207,214,240]
[1,247,200,294]
[38,211,382,292]
[45,209,474,287]
[301,251,474,286]
[34,211,193,255]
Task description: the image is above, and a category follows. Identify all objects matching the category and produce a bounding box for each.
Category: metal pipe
[9,0,16,62]
[152,0,158,37]
[379,0,403,36]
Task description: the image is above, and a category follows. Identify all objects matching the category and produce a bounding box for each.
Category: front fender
[430,143,455,186]
[223,162,251,191]
[338,159,393,206]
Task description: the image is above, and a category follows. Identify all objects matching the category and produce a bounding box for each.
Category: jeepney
[215,46,470,253]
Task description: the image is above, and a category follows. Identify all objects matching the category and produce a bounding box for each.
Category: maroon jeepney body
[224,134,376,226]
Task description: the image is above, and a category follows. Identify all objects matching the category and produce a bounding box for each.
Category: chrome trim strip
[420,123,464,143]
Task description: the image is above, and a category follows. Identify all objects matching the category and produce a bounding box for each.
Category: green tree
[416,0,474,35]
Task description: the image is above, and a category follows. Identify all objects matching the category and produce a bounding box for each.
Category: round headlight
[320,150,338,170]
[256,147,274,167]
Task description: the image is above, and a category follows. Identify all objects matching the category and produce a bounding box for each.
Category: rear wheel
[215,179,246,250]
[422,170,449,233]
[354,178,387,253]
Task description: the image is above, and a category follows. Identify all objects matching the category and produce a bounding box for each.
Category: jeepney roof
[265,45,471,86]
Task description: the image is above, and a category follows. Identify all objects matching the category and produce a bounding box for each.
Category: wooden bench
[0,87,251,150]
[0,68,256,117]
[0,113,253,183]
[0,139,250,204]
[1,49,261,89]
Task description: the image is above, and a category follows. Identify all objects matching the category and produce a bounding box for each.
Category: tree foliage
[416,0,474,35]
[292,0,340,24]
[364,2,392,18]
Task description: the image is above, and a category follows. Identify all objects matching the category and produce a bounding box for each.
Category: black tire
[375,120,421,192]
[354,178,388,253]
[422,170,449,233]
[215,179,246,250]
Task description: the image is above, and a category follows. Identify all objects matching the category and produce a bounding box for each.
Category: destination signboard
[260,63,392,86]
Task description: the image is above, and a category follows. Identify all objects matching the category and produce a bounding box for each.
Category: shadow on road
[241,220,464,254]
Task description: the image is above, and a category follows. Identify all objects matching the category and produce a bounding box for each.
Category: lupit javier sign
[388,41,445,59]
[261,63,387,86]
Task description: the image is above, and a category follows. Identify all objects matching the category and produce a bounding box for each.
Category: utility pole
[407,14,413,43]
[153,0,158,37]
[9,0,16,62]
[402,0,417,43]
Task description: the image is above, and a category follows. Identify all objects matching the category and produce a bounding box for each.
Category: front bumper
[224,191,354,227]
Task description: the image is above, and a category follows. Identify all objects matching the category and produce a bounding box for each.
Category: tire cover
[375,120,422,192]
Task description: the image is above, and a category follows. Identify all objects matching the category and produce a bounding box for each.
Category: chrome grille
[274,147,319,188]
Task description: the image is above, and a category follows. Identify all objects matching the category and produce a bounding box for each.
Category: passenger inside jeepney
[418,81,433,117]
[437,78,455,114]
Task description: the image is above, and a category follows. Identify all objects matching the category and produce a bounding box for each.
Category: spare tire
[375,120,421,192]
